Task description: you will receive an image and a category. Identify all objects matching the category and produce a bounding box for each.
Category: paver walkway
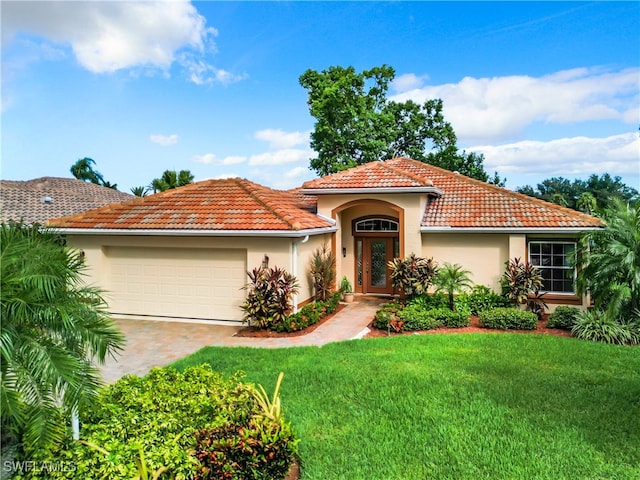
[100,297,383,383]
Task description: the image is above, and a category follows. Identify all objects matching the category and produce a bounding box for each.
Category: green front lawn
[172,334,640,480]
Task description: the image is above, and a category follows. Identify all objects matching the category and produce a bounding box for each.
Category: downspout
[292,235,310,313]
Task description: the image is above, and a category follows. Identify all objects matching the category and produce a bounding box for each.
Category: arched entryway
[353,217,399,294]
[331,199,404,295]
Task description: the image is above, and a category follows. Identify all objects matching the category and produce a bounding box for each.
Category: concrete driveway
[100,298,381,383]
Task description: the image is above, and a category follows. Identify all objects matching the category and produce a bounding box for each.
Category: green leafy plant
[398,304,443,331]
[571,310,637,345]
[547,306,581,330]
[462,285,511,316]
[501,257,546,318]
[388,253,438,299]
[479,307,538,330]
[0,222,124,453]
[577,199,640,322]
[310,243,336,301]
[339,275,353,294]
[15,365,298,480]
[433,263,473,311]
[241,266,299,328]
[273,292,341,333]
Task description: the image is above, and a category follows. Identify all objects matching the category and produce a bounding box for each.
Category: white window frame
[354,218,399,233]
[528,241,577,295]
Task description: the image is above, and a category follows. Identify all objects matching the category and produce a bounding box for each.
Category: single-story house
[47,158,603,324]
[0,177,133,225]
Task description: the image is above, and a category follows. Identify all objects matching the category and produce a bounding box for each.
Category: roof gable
[46,178,333,232]
[300,160,439,193]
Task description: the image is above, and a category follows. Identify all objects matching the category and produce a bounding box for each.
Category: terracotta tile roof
[46,178,333,231]
[384,158,604,229]
[0,177,133,225]
[301,160,435,191]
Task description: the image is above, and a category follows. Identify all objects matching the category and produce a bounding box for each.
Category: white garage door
[105,247,247,321]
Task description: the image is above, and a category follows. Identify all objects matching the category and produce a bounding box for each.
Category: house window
[528,241,576,294]
[354,218,398,232]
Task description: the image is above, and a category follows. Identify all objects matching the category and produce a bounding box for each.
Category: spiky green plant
[433,263,473,311]
[1,222,124,453]
[577,199,640,321]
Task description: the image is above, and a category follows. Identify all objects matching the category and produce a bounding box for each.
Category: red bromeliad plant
[388,253,438,300]
[500,257,547,318]
[241,266,299,329]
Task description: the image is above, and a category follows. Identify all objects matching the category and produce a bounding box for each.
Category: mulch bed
[234,303,347,338]
[365,315,573,338]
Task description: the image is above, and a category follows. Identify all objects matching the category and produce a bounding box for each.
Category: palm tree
[434,263,473,311]
[576,192,597,215]
[70,157,105,185]
[149,170,194,193]
[130,186,149,197]
[577,199,640,320]
[0,222,124,453]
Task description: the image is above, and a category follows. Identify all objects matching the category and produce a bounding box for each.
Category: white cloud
[183,59,247,86]
[284,166,309,179]
[150,134,178,146]
[391,73,428,93]
[213,173,239,180]
[2,1,242,85]
[248,149,310,166]
[471,132,640,178]
[254,129,310,149]
[192,154,246,165]
[391,67,639,143]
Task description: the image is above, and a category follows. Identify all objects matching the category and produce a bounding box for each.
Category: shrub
[388,254,438,299]
[272,292,341,333]
[547,306,581,330]
[194,416,295,480]
[14,365,297,480]
[195,372,296,480]
[479,308,538,330]
[241,266,299,328]
[571,310,638,345]
[398,304,443,331]
[373,302,402,330]
[431,308,471,328]
[463,285,511,316]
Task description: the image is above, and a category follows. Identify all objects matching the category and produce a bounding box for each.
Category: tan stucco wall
[422,233,510,291]
[66,233,330,316]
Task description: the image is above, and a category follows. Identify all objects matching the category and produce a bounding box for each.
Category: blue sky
[2,1,639,194]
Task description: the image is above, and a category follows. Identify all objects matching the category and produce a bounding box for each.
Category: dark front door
[364,238,394,294]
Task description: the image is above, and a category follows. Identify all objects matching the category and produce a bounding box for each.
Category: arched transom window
[354,218,399,232]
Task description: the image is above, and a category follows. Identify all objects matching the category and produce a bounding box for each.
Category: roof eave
[50,226,338,237]
[420,226,604,234]
[300,187,443,195]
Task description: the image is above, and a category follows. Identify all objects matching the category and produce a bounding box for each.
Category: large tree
[299,65,504,185]
[517,174,638,213]
[0,222,124,452]
[149,169,194,193]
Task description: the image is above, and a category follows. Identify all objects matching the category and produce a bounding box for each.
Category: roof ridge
[398,158,602,224]
[236,178,297,229]
[382,158,435,188]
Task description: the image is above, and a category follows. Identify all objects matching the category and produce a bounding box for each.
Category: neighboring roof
[383,158,604,230]
[0,177,133,225]
[300,160,442,194]
[47,178,335,234]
